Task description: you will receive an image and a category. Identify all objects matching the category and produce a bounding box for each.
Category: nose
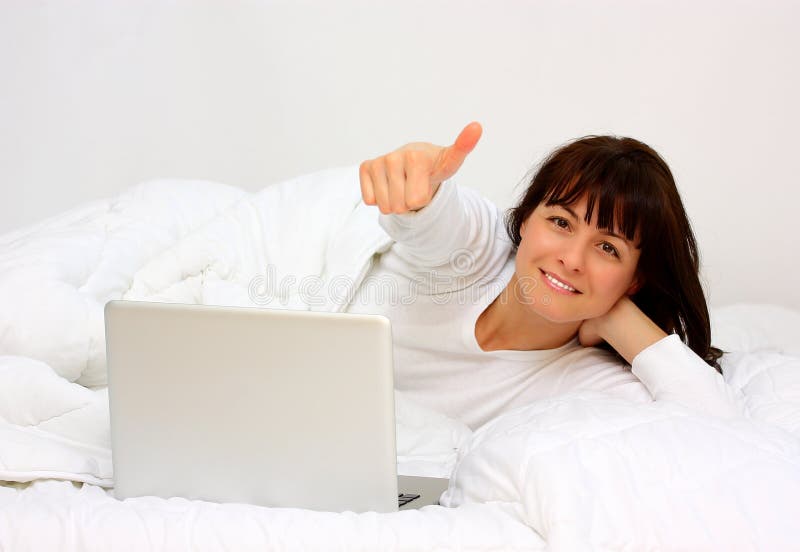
[557,238,586,273]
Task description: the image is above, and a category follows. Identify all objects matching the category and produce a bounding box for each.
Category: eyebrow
[554,204,630,243]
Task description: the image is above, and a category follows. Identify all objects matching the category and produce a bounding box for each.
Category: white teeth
[545,272,576,292]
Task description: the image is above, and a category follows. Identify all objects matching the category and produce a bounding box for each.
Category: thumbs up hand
[359,122,483,214]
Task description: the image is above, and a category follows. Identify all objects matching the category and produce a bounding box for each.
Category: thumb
[432,122,483,181]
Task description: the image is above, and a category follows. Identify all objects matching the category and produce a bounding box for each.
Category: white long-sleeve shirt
[347,181,743,429]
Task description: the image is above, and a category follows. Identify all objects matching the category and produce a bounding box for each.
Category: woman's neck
[475,272,580,352]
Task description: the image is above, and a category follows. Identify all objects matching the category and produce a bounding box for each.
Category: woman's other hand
[578,296,668,363]
[359,122,483,214]
[578,316,605,347]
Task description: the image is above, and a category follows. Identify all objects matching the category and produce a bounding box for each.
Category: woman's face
[514,194,641,323]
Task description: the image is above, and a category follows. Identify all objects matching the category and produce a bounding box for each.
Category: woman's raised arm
[357,123,509,290]
[359,122,482,214]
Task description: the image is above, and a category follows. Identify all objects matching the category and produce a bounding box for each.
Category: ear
[626,274,643,296]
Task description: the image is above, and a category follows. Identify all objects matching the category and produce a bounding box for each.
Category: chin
[528,302,584,326]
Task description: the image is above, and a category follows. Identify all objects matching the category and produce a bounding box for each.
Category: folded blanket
[0,167,392,388]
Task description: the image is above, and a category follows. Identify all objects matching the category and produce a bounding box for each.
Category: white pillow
[712,303,800,356]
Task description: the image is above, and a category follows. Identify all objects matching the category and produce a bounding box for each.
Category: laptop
[104,300,449,512]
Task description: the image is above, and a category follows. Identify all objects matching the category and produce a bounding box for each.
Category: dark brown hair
[506,135,723,372]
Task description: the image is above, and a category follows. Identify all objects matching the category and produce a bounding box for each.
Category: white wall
[2,0,799,309]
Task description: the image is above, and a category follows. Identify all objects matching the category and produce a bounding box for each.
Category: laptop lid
[105,300,399,513]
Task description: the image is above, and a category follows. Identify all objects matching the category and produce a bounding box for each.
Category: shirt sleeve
[377,180,511,291]
[631,334,745,419]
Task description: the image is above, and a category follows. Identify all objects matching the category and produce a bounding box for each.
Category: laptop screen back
[105,300,398,512]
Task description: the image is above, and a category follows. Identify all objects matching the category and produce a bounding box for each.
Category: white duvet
[2,167,800,551]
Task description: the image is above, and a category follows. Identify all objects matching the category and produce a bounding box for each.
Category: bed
[2,167,800,551]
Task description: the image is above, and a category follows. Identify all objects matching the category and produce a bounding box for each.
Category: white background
[1,0,798,309]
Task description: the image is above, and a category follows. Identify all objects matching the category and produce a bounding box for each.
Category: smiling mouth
[540,269,582,294]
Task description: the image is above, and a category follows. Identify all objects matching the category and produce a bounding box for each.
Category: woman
[351,122,740,429]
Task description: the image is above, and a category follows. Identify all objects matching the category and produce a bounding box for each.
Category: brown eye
[549,217,569,229]
[601,242,620,257]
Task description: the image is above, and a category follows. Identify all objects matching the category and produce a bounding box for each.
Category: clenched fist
[359,122,483,214]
